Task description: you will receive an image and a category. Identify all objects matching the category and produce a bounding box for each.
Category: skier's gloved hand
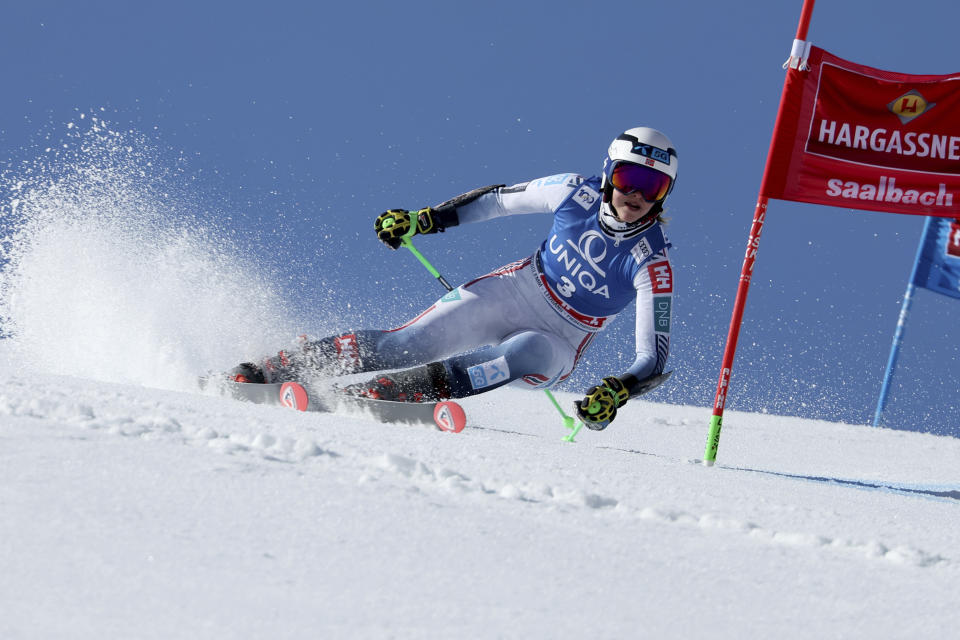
[375,208,437,249]
[574,376,630,430]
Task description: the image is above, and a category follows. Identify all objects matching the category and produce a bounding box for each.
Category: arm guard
[615,370,673,401]
[429,184,505,230]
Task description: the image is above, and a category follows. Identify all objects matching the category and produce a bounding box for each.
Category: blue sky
[2,1,958,434]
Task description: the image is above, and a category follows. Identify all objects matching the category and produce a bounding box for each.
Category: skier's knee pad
[500,331,572,387]
[499,331,557,368]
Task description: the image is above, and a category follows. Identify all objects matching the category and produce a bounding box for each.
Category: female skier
[230,126,678,430]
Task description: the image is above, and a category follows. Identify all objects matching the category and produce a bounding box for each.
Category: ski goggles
[609,162,672,202]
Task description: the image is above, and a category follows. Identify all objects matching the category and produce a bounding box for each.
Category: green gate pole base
[703,415,722,466]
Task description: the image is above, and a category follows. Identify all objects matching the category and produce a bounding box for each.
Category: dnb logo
[947,221,960,259]
[887,90,936,125]
[653,296,671,333]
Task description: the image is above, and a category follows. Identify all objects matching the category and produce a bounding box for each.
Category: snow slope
[2,372,959,639]
[2,120,959,638]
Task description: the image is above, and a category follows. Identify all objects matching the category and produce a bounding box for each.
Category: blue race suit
[279,174,674,399]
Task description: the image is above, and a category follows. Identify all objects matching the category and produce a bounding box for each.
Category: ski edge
[213,379,466,433]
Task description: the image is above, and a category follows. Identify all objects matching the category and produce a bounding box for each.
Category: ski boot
[228,362,266,384]
[226,349,302,384]
[225,334,355,384]
[340,362,452,403]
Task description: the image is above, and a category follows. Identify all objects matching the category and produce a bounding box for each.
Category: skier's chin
[614,205,646,224]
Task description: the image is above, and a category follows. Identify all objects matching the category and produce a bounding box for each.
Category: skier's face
[611,188,656,223]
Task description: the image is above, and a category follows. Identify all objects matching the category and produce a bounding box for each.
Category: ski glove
[375,208,438,249]
[575,376,631,430]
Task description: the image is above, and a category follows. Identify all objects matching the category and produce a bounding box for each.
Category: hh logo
[887,90,936,125]
[334,333,361,370]
[648,262,673,293]
[947,222,960,258]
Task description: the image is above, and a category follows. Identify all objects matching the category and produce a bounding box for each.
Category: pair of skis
[221,379,467,433]
[215,231,475,433]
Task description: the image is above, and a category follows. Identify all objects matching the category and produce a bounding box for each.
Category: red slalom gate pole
[703,198,769,465]
[703,0,816,466]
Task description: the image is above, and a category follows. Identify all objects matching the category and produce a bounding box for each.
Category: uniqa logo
[887,90,936,125]
[547,230,611,299]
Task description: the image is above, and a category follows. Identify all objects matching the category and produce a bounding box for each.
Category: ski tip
[433,401,466,433]
[279,382,310,411]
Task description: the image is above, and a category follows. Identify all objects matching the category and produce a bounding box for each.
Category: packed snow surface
[2,371,959,639]
[2,120,959,638]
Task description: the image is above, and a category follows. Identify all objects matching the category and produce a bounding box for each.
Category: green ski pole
[543,388,585,443]
[401,238,453,292]
[378,213,455,292]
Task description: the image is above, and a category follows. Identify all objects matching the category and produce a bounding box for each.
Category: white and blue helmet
[600,127,679,224]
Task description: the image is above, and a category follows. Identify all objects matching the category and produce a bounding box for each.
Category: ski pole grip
[401,217,418,241]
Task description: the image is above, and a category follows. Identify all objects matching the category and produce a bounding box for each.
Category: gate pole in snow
[873,216,931,427]
[703,0,816,466]
[872,282,916,427]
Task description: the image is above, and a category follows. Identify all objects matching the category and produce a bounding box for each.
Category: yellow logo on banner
[887,90,936,125]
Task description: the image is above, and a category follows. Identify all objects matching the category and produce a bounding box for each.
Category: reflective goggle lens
[610,163,672,202]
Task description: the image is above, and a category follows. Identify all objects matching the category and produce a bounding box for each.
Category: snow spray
[0,113,305,391]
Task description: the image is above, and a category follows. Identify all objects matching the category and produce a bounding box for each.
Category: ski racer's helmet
[600,127,678,224]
